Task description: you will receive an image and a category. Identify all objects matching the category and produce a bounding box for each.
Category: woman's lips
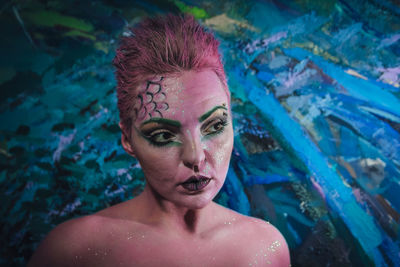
[180,175,212,191]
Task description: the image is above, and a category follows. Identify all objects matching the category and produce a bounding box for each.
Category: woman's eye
[147,130,176,145]
[203,119,228,136]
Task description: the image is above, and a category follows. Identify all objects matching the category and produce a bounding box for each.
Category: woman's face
[122,70,234,209]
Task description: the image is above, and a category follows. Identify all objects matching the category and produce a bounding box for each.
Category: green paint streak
[141,118,181,128]
[64,30,96,41]
[293,0,336,15]
[198,106,227,122]
[172,0,208,19]
[24,10,94,32]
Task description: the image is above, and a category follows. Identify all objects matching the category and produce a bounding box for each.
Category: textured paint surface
[1,0,400,266]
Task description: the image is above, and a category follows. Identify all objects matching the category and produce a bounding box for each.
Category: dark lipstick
[181,175,211,191]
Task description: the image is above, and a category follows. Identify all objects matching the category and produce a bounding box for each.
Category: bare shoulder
[237,215,291,266]
[211,203,290,266]
[28,215,105,267]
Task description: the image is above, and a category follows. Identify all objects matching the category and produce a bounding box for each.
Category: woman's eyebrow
[140,118,182,128]
[198,105,227,122]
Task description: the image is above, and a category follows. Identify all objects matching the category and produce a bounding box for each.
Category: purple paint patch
[53,130,76,162]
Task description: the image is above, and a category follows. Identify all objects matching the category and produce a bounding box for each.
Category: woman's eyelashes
[201,116,228,137]
[142,129,179,147]
[141,115,229,147]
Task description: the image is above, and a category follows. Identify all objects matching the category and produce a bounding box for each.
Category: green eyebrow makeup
[198,105,228,123]
[140,117,182,128]
[137,104,229,147]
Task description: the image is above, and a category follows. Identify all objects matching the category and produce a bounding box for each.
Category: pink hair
[112,13,229,133]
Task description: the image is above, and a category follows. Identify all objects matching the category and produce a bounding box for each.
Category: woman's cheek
[207,135,233,169]
[139,148,179,179]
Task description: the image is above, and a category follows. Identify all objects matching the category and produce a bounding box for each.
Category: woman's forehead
[134,70,229,124]
[163,70,226,97]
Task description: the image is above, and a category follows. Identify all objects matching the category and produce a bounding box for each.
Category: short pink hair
[112,13,228,133]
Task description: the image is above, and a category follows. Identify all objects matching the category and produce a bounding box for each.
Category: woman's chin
[150,181,221,210]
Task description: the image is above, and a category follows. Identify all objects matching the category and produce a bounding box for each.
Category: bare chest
[118,234,248,266]
[72,215,283,267]
[79,229,252,267]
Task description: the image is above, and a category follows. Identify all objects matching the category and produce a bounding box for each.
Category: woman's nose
[181,133,205,171]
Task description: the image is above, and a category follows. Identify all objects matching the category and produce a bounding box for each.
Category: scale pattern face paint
[134,76,169,121]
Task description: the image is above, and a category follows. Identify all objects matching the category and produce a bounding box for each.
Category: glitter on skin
[126,232,135,240]
[201,142,209,150]
[215,143,229,167]
[159,77,185,119]
[267,240,281,252]
[203,162,211,175]
[247,237,283,266]
[223,217,237,225]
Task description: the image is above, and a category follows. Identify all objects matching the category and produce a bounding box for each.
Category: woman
[29,13,290,266]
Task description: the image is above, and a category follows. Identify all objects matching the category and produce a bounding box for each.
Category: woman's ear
[119,122,136,158]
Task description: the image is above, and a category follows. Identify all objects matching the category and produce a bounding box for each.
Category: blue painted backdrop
[1,0,399,266]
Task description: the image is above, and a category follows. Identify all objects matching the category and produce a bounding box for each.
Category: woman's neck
[134,184,214,237]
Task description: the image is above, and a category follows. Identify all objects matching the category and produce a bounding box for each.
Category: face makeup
[126,70,234,209]
[180,175,212,192]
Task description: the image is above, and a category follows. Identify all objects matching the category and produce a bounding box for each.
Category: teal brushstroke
[338,127,360,158]
[275,205,314,228]
[224,166,251,215]
[246,76,384,262]
[267,187,301,207]
[245,174,289,186]
[286,221,302,245]
[313,116,338,157]
[256,71,275,83]
[359,106,400,123]
[380,235,400,266]
[283,47,400,117]
[325,104,400,164]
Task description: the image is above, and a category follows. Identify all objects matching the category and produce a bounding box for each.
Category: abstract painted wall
[0,0,399,266]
